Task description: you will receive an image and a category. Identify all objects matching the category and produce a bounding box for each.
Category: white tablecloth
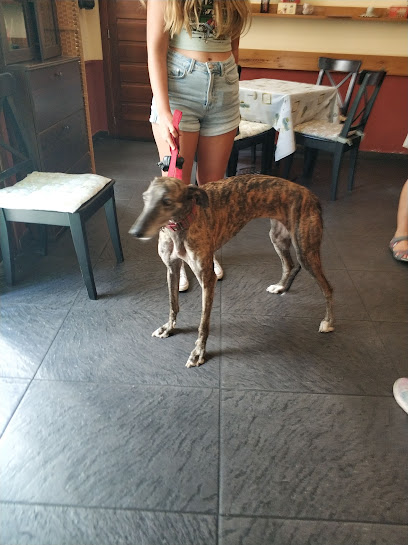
[239,79,339,161]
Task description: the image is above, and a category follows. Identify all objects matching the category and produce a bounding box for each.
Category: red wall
[241,67,408,155]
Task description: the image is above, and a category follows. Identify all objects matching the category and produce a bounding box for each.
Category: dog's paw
[186,346,205,368]
[319,320,335,333]
[152,322,175,338]
[266,284,285,294]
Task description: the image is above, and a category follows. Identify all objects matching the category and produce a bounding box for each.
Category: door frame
[99,0,119,137]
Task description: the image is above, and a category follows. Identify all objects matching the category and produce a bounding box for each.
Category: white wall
[78,0,103,61]
[242,0,408,56]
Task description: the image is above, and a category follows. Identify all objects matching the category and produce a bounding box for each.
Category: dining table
[239,79,340,161]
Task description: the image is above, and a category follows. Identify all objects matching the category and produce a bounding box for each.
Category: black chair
[283,70,386,201]
[226,65,276,176]
[316,56,362,118]
[227,119,276,176]
[0,72,124,299]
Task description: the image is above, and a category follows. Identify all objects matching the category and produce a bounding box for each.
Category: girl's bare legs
[196,129,237,185]
[196,129,238,279]
[392,180,408,257]
[151,124,237,184]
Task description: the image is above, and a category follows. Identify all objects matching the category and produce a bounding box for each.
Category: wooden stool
[0,171,124,300]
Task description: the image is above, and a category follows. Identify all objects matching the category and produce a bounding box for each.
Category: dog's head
[128,177,209,240]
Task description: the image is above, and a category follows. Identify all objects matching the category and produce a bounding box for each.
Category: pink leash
[163,110,196,231]
[167,109,183,179]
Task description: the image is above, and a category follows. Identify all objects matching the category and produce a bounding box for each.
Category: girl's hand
[159,110,179,150]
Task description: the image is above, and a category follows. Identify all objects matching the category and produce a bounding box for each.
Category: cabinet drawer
[29,61,84,132]
[39,109,89,172]
[67,153,92,174]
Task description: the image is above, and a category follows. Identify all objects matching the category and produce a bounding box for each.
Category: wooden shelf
[239,48,407,76]
[251,4,408,23]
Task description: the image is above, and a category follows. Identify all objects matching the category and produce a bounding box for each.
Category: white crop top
[169,0,232,53]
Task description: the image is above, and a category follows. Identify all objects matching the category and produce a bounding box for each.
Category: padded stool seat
[294,120,354,141]
[234,120,273,141]
[0,171,112,213]
[0,172,124,300]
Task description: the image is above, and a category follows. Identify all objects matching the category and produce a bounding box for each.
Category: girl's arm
[231,37,240,65]
[146,1,178,149]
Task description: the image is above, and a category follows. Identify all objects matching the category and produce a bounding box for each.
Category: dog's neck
[166,203,196,232]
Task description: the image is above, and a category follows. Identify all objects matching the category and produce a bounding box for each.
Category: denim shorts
[149,49,240,136]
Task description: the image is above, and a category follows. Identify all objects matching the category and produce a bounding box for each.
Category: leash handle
[168,109,183,179]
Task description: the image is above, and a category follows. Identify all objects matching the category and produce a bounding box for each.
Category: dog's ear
[186,185,209,208]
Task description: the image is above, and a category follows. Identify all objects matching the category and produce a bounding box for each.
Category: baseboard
[92,131,110,143]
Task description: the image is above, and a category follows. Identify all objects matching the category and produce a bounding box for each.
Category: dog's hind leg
[267,219,301,294]
[295,241,334,333]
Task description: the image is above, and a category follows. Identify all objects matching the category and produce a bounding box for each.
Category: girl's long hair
[163,0,252,39]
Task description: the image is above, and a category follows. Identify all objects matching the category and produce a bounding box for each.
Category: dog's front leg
[152,260,181,338]
[186,261,217,368]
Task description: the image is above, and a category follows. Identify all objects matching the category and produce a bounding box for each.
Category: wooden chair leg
[68,213,97,300]
[38,225,48,256]
[261,130,275,175]
[104,196,124,264]
[330,147,344,201]
[281,153,294,180]
[0,208,15,285]
[251,143,257,165]
[347,145,359,192]
[303,148,318,179]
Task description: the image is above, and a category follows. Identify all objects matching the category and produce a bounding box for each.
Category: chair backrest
[340,69,386,139]
[316,56,362,116]
[0,73,34,188]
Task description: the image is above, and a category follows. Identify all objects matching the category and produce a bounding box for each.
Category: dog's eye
[162,198,172,206]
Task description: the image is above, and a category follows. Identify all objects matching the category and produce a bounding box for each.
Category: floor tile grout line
[218,388,395,398]
[2,303,405,326]
[27,377,220,389]
[1,499,407,528]
[0,499,216,518]
[321,225,348,273]
[218,512,408,527]
[17,376,397,399]
[1,288,82,437]
[216,261,224,545]
[219,311,407,325]
[0,381,31,439]
[343,267,376,324]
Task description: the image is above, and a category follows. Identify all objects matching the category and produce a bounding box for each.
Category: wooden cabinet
[6,56,91,174]
[0,0,62,68]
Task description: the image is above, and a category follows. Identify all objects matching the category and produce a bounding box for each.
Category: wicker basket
[55,0,96,173]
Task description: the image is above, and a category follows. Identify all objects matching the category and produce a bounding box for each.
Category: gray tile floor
[1,139,407,545]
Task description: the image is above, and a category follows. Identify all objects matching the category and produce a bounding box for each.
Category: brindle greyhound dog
[129,174,334,368]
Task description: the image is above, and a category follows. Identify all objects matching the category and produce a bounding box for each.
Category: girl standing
[146,0,252,290]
